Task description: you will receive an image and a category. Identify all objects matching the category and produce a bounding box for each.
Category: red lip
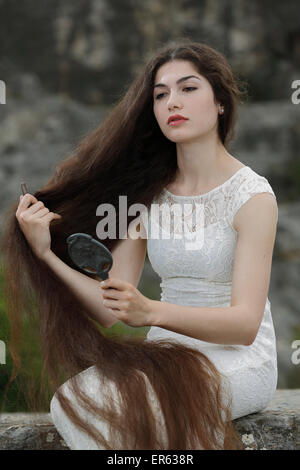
[167,114,188,124]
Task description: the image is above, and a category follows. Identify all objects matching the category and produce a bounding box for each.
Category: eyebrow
[153,75,201,90]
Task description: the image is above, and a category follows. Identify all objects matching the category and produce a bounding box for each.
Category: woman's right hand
[15,193,62,260]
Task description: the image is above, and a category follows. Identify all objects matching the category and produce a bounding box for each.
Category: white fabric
[50,366,169,450]
[50,165,278,449]
[143,165,278,420]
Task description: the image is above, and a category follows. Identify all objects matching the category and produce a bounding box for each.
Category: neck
[174,136,234,190]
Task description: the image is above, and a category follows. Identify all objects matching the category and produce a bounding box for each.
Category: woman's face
[153,60,221,143]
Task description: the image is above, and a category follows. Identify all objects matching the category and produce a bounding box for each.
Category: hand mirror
[66,233,113,280]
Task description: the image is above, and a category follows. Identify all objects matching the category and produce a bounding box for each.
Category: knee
[50,392,61,423]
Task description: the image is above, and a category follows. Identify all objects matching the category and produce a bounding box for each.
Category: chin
[167,132,199,144]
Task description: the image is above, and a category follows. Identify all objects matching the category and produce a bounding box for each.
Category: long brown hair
[0,39,247,449]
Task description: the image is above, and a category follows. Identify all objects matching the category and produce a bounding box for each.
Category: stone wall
[0,389,299,449]
[0,0,299,105]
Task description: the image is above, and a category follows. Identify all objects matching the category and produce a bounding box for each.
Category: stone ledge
[0,389,299,450]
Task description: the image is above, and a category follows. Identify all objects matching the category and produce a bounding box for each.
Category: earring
[220,107,224,114]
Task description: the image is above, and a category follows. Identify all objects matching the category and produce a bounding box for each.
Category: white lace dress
[144,165,278,421]
[50,165,278,449]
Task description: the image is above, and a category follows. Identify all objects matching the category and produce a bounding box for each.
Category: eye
[155,92,167,100]
[154,87,197,100]
[183,87,197,92]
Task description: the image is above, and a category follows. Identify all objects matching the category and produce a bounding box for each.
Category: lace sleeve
[229,175,278,229]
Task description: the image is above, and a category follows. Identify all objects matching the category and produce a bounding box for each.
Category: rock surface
[0,389,299,450]
[1,0,299,105]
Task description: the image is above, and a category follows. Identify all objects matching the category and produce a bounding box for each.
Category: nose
[167,91,183,111]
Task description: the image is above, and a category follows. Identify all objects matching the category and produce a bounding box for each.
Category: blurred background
[0,0,299,411]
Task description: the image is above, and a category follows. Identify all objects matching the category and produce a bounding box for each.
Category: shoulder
[231,167,278,233]
[233,191,278,233]
[234,167,275,192]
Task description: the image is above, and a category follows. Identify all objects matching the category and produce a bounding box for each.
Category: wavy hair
[0,39,247,449]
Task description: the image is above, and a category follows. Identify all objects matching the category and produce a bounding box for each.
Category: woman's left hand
[100,277,153,327]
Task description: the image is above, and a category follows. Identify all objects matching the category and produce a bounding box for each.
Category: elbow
[244,327,258,346]
[242,306,260,346]
[244,337,254,346]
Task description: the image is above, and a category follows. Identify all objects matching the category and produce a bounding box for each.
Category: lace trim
[141,167,276,236]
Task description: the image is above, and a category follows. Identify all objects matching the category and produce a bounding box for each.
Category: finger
[106,301,128,314]
[20,193,38,207]
[106,308,122,319]
[23,198,62,220]
[18,202,47,221]
[16,193,38,216]
[103,298,121,310]
[26,200,47,216]
[39,212,62,224]
[101,288,123,300]
[100,278,128,291]
[30,207,50,218]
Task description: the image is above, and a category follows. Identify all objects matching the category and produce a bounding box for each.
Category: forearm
[41,250,118,328]
[150,301,254,346]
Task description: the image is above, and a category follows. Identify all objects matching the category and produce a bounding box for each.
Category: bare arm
[15,193,147,328]
[41,250,117,327]
[42,219,147,328]
[150,302,251,345]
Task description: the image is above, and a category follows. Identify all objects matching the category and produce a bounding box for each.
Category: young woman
[1,39,278,450]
